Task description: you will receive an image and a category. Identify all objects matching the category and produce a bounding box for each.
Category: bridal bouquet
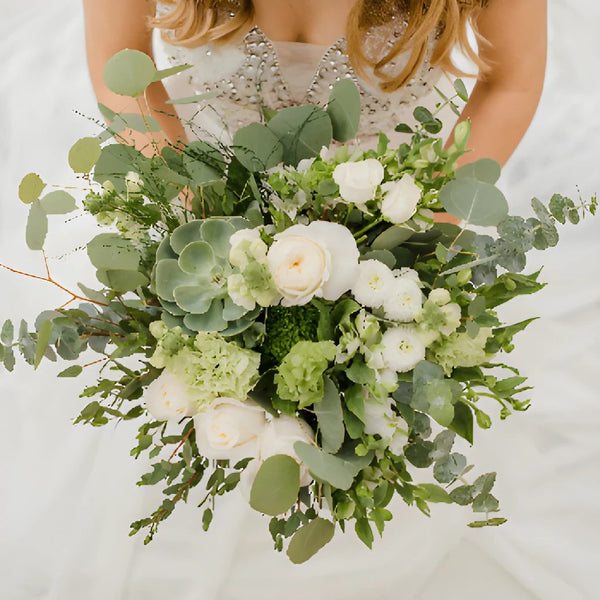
[2,50,595,563]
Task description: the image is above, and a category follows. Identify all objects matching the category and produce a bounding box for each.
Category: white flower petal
[144,370,197,422]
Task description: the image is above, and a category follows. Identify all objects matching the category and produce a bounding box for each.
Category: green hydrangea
[428,328,492,376]
[275,340,337,409]
[150,325,260,408]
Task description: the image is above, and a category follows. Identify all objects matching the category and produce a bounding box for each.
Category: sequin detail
[163,23,442,140]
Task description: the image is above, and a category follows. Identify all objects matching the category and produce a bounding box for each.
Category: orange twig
[168,427,195,463]
[0,258,108,308]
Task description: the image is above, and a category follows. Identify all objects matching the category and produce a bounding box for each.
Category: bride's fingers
[433,212,461,225]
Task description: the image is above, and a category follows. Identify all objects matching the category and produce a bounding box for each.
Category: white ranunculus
[380,174,422,224]
[260,416,314,487]
[144,369,197,422]
[383,277,423,322]
[381,325,426,373]
[332,159,384,206]
[428,288,451,306]
[193,398,267,461]
[351,259,395,308]
[267,221,359,305]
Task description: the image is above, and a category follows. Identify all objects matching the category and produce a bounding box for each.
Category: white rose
[267,221,359,305]
[193,398,267,461]
[351,259,395,308]
[260,416,314,487]
[144,369,197,422]
[332,159,384,206]
[381,325,426,373]
[383,277,423,322]
[380,174,422,224]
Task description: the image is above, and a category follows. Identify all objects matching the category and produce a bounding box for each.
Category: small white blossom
[383,277,423,322]
[351,260,395,308]
[381,325,426,373]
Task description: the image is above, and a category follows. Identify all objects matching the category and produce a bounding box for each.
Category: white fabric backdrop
[0,2,598,599]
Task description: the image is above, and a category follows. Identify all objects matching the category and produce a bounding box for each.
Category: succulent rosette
[153,217,260,335]
[4,52,595,566]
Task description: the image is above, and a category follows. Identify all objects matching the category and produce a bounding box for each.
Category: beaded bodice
[156,20,443,144]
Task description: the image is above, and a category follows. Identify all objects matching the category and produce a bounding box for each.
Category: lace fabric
[156,20,443,144]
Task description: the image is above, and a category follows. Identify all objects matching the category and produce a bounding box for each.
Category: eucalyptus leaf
[93,144,145,192]
[19,172,45,204]
[456,158,501,184]
[293,442,372,490]
[25,200,48,251]
[326,78,361,142]
[233,123,284,171]
[153,63,192,81]
[250,454,300,516]
[166,91,219,104]
[286,517,335,564]
[34,320,53,369]
[371,225,414,250]
[440,179,508,226]
[57,365,84,378]
[87,233,141,271]
[1,320,14,346]
[268,105,333,166]
[40,191,77,215]
[103,49,157,97]
[96,269,149,293]
[113,112,162,133]
[68,137,102,173]
[314,377,345,454]
[453,78,469,101]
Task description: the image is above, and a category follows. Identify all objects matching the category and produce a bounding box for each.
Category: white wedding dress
[1,2,599,599]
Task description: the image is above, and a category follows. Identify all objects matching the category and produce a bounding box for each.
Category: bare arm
[83,0,187,151]
[451,0,547,167]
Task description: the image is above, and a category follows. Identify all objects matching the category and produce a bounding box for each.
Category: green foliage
[326,78,361,142]
[69,137,102,173]
[267,105,333,166]
[5,66,596,560]
[103,49,157,97]
[19,172,45,204]
[250,454,300,516]
[286,517,335,564]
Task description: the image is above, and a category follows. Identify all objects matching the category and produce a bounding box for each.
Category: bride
[1,0,598,599]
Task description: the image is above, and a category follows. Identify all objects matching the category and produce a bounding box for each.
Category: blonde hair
[154,0,488,92]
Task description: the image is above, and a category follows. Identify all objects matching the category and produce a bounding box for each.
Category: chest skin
[250,0,358,45]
